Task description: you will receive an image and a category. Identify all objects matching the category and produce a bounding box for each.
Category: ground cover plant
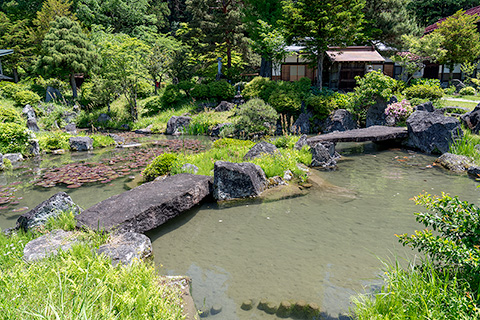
[449,129,480,165]
[0,214,186,320]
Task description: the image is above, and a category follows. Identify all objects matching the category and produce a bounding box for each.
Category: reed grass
[449,129,480,164]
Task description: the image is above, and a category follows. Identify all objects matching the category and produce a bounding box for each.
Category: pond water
[0,138,478,319]
[147,142,480,320]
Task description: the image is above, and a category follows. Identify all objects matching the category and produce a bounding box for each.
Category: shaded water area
[0,137,479,319]
[148,142,480,320]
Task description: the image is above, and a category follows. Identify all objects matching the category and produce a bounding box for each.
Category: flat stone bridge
[307,126,408,146]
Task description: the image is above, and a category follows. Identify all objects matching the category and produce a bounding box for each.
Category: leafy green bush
[0,122,31,154]
[38,131,71,152]
[161,85,186,107]
[268,89,302,115]
[208,80,235,101]
[306,95,336,118]
[293,77,312,99]
[459,86,476,96]
[242,76,278,102]
[403,84,444,101]
[142,96,163,115]
[235,98,278,138]
[0,82,22,99]
[142,153,178,182]
[444,85,456,95]
[0,105,24,124]
[136,80,154,99]
[177,80,195,94]
[191,83,210,100]
[90,134,115,148]
[13,90,41,107]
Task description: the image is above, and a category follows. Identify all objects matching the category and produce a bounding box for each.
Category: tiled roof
[424,5,480,34]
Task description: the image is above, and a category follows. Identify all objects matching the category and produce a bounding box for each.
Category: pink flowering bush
[385,99,413,123]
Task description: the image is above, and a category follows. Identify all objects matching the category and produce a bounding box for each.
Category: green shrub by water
[0,105,24,125]
[90,134,116,148]
[38,131,71,152]
[0,122,32,154]
[449,129,480,164]
[142,153,178,181]
[235,98,278,138]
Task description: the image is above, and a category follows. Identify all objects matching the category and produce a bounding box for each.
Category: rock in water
[23,230,79,262]
[69,136,93,151]
[405,110,462,154]
[213,161,267,200]
[97,232,152,266]
[17,192,81,231]
[166,116,191,135]
[243,141,278,160]
[76,173,212,233]
[435,153,474,173]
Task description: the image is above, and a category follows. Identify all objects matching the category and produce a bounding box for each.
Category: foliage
[142,153,178,181]
[191,84,210,100]
[384,99,413,123]
[80,75,118,110]
[281,0,365,88]
[450,129,480,165]
[397,193,480,293]
[161,84,187,107]
[407,0,480,26]
[403,83,444,101]
[38,131,71,152]
[212,138,255,149]
[434,10,480,81]
[0,82,23,99]
[36,16,97,98]
[32,0,76,41]
[273,135,300,149]
[208,81,235,101]
[306,96,336,119]
[235,98,278,138]
[268,88,301,115]
[44,210,77,231]
[242,76,278,101]
[90,134,116,148]
[13,90,41,107]
[0,230,186,320]
[353,260,478,319]
[0,122,31,154]
[0,105,24,125]
[351,70,398,122]
[459,86,476,96]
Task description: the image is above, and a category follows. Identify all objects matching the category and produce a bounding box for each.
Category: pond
[0,138,478,319]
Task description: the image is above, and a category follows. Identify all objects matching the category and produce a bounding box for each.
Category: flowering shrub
[385,99,413,122]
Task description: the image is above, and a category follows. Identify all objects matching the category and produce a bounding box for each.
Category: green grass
[438,99,479,110]
[132,104,196,132]
[449,129,480,164]
[0,221,186,319]
[185,109,236,135]
[352,260,479,320]
[444,94,480,101]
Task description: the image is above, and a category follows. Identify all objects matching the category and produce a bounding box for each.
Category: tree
[363,0,422,48]
[0,12,37,82]
[281,0,366,89]
[33,0,76,42]
[36,16,96,99]
[434,10,480,81]
[185,0,248,69]
[407,0,480,27]
[0,0,43,21]
[94,31,150,120]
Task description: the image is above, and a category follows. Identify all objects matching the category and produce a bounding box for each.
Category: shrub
[0,122,31,154]
[459,86,476,96]
[235,98,278,138]
[0,82,22,99]
[213,138,255,149]
[444,85,456,95]
[268,89,301,115]
[293,77,313,99]
[136,80,154,99]
[143,96,163,115]
[384,99,413,123]
[161,85,186,107]
[0,106,24,125]
[242,76,278,101]
[90,134,115,148]
[403,84,444,101]
[191,84,210,100]
[306,95,336,118]
[208,80,235,101]
[13,90,41,107]
[38,131,71,152]
[142,153,178,181]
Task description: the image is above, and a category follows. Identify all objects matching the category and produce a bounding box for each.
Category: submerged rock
[405,110,462,154]
[243,141,278,160]
[97,232,152,267]
[23,230,79,262]
[16,192,82,231]
[69,136,93,151]
[213,161,267,200]
[76,173,212,233]
[435,153,474,173]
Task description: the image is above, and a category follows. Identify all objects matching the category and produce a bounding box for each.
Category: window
[290,65,306,81]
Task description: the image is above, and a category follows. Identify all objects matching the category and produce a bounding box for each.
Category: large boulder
[321,109,357,133]
[64,123,77,135]
[243,141,278,160]
[451,79,466,93]
[166,116,191,135]
[435,153,474,173]
[215,101,234,112]
[16,192,82,231]
[76,173,212,233]
[213,161,267,201]
[210,123,232,137]
[27,117,40,132]
[310,143,337,169]
[366,96,397,127]
[97,232,152,267]
[460,104,480,134]
[69,136,93,151]
[97,113,111,123]
[28,139,40,156]
[291,112,311,134]
[23,230,79,262]
[405,110,463,154]
[22,104,36,119]
[45,86,63,102]
[294,134,308,150]
[3,153,23,163]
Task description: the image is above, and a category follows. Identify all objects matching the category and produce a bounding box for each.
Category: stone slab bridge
[307,126,408,146]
